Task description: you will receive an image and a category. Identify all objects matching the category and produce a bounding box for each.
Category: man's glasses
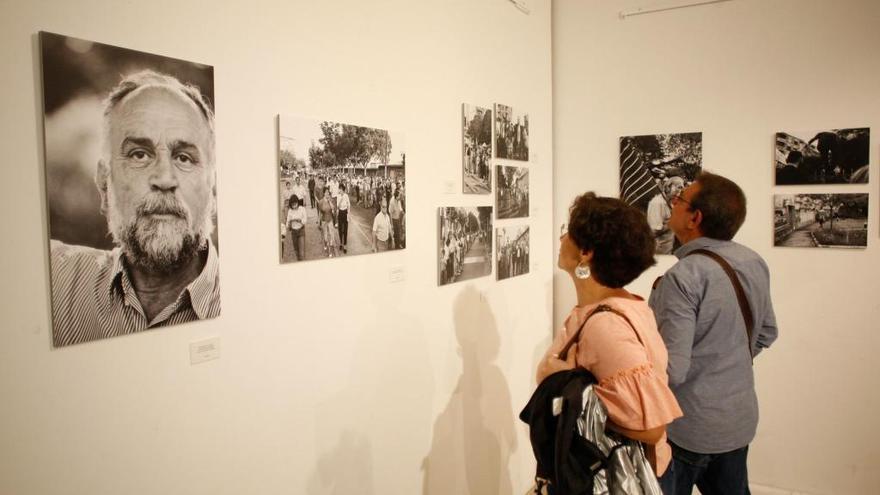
[670,194,692,207]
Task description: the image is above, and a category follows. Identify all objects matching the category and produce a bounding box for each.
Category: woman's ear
[580,250,594,265]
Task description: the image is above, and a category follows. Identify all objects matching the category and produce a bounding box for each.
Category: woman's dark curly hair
[567,193,656,288]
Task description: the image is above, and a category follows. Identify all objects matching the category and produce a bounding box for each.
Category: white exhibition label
[189,337,220,365]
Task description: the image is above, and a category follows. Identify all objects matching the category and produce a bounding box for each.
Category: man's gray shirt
[649,237,778,453]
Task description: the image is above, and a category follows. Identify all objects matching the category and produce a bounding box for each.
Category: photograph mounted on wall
[496,225,529,281]
[774,194,868,249]
[775,128,869,185]
[279,116,406,262]
[438,207,493,286]
[39,31,219,347]
[462,104,492,194]
[619,132,702,255]
[496,165,529,219]
[494,103,529,161]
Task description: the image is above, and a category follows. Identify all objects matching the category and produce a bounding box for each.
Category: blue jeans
[659,442,750,495]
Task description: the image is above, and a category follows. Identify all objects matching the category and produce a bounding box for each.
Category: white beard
[106,186,214,273]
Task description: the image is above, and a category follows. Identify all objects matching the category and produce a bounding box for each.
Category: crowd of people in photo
[497,233,529,280]
[439,224,487,286]
[495,114,529,161]
[281,170,405,261]
[464,141,491,183]
[497,170,529,217]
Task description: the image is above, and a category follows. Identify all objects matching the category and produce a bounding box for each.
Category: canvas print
[438,207,493,286]
[619,132,702,254]
[775,128,869,185]
[496,165,529,219]
[774,194,868,248]
[40,32,219,347]
[279,116,406,262]
[496,225,529,281]
[462,104,492,194]
[494,103,529,161]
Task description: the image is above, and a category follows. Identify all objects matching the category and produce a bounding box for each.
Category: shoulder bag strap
[557,304,642,360]
[687,248,755,363]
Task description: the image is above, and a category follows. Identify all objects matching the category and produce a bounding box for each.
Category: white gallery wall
[0,1,553,494]
[553,1,880,494]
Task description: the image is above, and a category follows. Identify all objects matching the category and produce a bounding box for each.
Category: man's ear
[689,209,703,231]
[95,159,109,215]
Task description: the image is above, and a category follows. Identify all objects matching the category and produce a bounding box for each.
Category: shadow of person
[306,429,375,495]
[306,289,432,495]
[421,285,516,495]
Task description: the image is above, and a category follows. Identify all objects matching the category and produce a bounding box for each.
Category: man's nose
[150,151,178,191]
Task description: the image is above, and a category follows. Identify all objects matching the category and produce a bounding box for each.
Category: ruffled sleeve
[593,363,682,431]
[576,311,683,430]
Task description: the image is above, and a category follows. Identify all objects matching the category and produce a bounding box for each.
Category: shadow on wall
[306,429,375,495]
[306,289,433,494]
[421,285,517,495]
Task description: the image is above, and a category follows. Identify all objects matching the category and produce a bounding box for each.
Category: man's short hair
[102,69,215,167]
[691,172,747,240]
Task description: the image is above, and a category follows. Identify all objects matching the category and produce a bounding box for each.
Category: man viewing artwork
[40,32,219,347]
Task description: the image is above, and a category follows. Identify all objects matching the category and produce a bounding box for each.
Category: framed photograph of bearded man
[39,32,219,347]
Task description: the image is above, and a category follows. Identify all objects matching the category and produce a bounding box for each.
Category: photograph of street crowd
[774,194,868,249]
[496,165,529,219]
[494,103,529,161]
[279,116,406,262]
[496,226,529,281]
[462,104,492,194]
[775,128,869,185]
[619,132,702,255]
[438,207,493,286]
[40,32,220,346]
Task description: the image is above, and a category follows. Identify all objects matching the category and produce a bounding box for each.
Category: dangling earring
[575,262,591,280]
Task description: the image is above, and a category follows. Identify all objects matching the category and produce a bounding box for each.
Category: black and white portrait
[438,207,493,286]
[775,128,869,185]
[619,132,702,255]
[496,226,529,281]
[40,32,219,347]
[462,104,492,194]
[774,194,868,249]
[496,165,529,219]
[279,116,406,262]
[494,103,529,161]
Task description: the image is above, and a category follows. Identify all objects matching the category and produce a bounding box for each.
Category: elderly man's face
[100,86,214,271]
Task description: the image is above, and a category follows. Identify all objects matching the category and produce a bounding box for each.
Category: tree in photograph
[478,208,492,237]
[279,148,297,175]
[317,122,392,173]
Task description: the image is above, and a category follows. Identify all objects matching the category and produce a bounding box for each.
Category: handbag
[522,305,662,495]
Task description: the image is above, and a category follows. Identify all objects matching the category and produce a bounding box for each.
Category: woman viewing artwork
[536,193,682,477]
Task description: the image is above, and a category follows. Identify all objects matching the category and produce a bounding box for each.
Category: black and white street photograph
[279,116,406,262]
[494,103,529,161]
[438,207,493,286]
[775,128,869,185]
[40,32,219,347]
[774,194,868,249]
[496,226,529,281]
[495,165,529,219]
[619,132,702,254]
[462,104,492,194]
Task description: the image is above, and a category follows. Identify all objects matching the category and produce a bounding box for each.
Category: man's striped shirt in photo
[49,240,221,347]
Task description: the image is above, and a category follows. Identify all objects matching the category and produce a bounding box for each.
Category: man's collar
[674,237,728,259]
[107,242,219,320]
[185,241,220,319]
